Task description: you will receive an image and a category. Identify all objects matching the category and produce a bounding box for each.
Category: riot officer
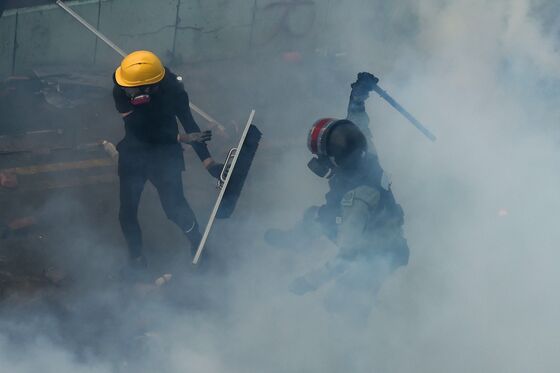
[266,72,409,318]
[112,50,223,268]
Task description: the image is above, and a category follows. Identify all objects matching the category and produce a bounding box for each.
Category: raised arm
[346,72,379,146]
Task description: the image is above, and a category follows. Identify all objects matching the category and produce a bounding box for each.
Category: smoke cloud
[2,0,560,372]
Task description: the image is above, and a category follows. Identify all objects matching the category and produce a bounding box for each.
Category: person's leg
[119,173,147,263]
[264,206,324,249]
[150,167,201,255]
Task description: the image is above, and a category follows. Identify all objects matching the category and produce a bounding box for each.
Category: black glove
[182,130,212,144]
[207,163,226,179]
[351,72,379,99]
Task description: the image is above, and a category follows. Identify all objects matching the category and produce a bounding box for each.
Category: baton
[373,84,436,142]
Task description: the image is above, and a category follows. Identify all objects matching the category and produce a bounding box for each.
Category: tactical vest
[317,153,403,236]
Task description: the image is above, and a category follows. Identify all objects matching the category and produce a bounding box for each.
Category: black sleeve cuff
[191,142,211,161]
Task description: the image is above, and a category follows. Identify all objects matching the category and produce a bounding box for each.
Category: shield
[193,110,262,264]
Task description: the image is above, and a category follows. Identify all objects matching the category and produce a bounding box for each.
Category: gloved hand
[207,162,226,179]
[352,72,379,91]
[179,130,212,144]
[289,275,318,296]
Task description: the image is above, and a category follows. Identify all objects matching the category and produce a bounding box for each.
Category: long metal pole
[56,0,126,57]
[56,0,223,127]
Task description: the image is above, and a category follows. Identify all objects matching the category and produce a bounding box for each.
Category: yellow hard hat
[115,50,165,87]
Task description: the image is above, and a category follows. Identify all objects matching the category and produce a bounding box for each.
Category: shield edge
[192,110,256,264]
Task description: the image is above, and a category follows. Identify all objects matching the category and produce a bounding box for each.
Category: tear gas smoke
[2,1,560,372]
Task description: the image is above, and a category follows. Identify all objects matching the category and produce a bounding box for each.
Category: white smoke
[2,1,560,372]
[353,1,560,372]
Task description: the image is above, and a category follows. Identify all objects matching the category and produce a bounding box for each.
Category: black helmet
[308,118,367,170]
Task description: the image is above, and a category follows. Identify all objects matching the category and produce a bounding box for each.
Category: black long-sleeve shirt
[112,68,211,161]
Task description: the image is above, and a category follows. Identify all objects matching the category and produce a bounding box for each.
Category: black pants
[118,163,199,259]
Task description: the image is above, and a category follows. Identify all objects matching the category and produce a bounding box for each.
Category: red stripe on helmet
[309,118,335,155]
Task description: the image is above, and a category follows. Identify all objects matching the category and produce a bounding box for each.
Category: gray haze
[2,0,560,372]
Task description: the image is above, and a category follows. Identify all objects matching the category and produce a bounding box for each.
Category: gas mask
[124,85,158,106]
[307,150,366,178]
[307,156,334,178]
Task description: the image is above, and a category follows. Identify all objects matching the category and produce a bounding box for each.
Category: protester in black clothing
[113,50,223,267]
